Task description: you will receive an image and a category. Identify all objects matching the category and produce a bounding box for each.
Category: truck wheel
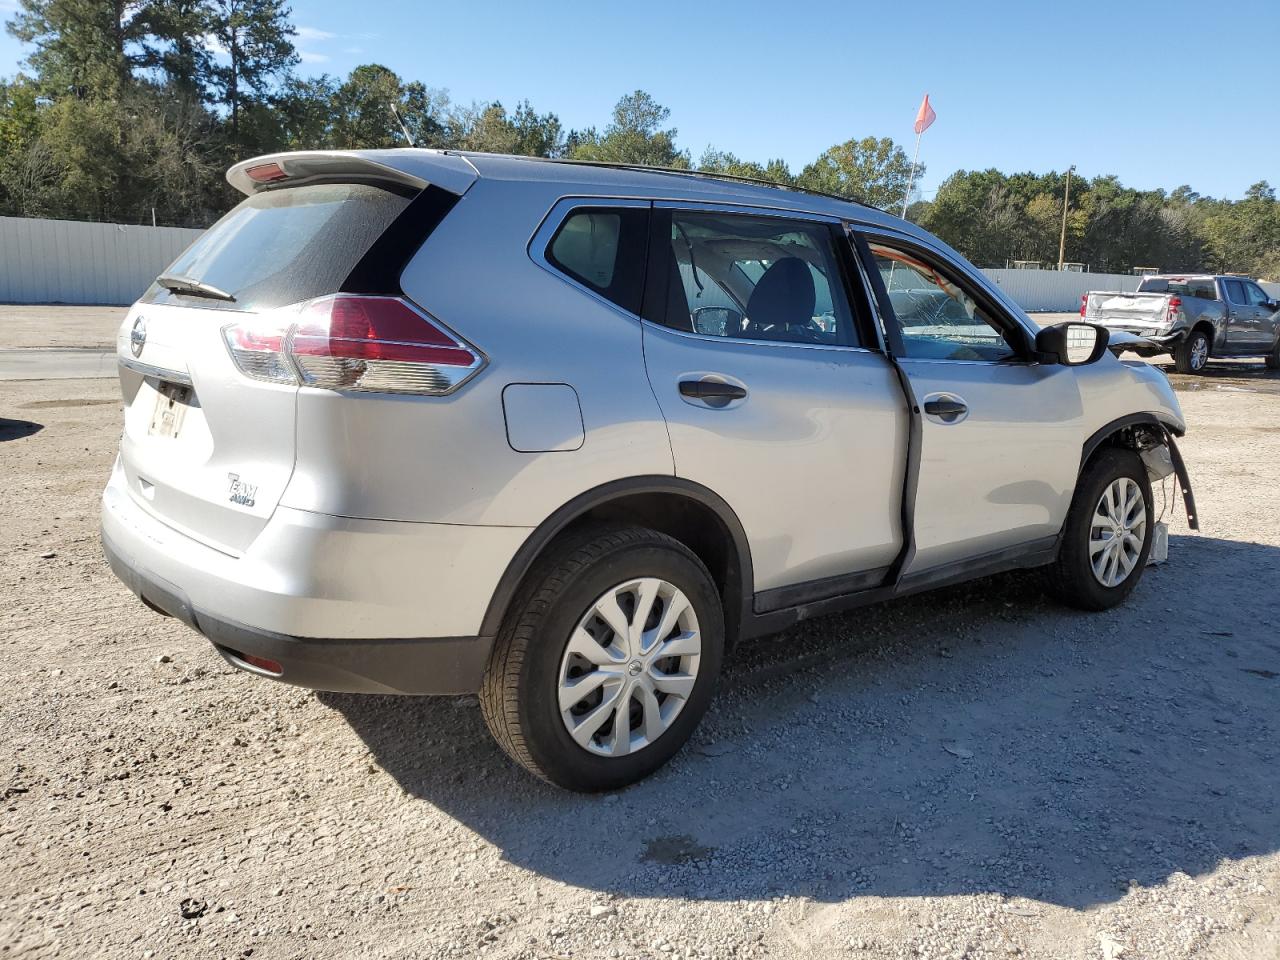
[480,526,724,792]
[1173,329,1210,374]
[1047,448,1154,611]
[1266,341,1280,370]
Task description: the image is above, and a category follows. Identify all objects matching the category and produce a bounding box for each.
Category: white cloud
[201,33,229,57]
[296,26,336,42]
[298,50,330,64]
[343,46,365,55]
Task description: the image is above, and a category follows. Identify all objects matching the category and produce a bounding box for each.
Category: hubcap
[1090,477,1147,588]
[1190,336,1208,370]
[557,577,701,758]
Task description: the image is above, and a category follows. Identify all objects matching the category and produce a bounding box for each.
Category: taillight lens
[222,319,294,383]
[222,295,484,396]
[1167,296,1182,323]
[290,295,483,394]
[1080,294,1088,317]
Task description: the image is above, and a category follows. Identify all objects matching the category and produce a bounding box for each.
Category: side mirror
[1036,321,1109,366]
[690,305,743,337]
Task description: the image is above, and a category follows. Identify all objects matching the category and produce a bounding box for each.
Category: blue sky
[2,0,1276,200]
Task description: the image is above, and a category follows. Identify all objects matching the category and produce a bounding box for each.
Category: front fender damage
[1100,420,1198,533]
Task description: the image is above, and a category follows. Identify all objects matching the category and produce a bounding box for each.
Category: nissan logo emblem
[129,316,147,358]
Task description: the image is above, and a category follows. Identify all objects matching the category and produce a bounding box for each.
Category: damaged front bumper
[1105,329,1184,356]
[1138,425,1199,532]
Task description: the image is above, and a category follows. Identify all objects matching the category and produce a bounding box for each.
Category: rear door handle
[679,379,747,401]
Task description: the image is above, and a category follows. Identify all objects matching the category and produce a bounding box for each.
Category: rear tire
[1266,340,1280,370]
[480,526,724,792]
[1173,329,1210,374]
[1047,448,1154,611]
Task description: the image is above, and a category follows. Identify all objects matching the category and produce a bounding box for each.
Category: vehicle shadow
[323,534,1280,909]
[0,418,43,441]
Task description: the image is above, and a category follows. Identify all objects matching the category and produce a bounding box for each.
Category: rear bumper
[102,529,492,693]
[100,458,528,694]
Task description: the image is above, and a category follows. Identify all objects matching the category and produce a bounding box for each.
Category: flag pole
[901,129,922,219]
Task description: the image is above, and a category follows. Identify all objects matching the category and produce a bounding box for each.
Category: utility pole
[1057,165,1075,270]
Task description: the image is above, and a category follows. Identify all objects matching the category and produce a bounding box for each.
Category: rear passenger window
[546,208,649,315]
[646,210,859,347]
[1224,279,1247,304]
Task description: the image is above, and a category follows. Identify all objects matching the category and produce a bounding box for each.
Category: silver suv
[102,150,1197,791]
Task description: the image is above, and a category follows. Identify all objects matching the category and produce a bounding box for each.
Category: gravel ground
[0,306,126,350]
[2,317,1279,959]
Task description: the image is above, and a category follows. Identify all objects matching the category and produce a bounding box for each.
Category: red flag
[913,94,936,135]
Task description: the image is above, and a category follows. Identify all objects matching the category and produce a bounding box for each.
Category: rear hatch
[117,177,425,555]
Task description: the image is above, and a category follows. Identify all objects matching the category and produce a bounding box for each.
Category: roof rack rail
[441,151,881,213]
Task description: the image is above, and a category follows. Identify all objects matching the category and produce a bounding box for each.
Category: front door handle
[923,398,966,416]
[923,397,968,423]
[679,379,747,401]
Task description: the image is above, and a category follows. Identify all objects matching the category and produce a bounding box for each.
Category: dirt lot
[0,306,126,350]
[2,311,1279,960]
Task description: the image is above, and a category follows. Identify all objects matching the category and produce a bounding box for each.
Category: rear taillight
[223,320,294,383]
[222,295,483,396]
[1080,294,1088,317]
[1167,296,1182,324]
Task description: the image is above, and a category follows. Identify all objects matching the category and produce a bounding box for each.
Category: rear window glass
[143,182,414,312]
[1138,278,1217,299]
[545,207,649,315]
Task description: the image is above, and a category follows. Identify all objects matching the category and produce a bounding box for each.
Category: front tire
[1047,448,1154,611]
[480,526,724,792]
[1173,329,1210,374]
[1265,340,1280,370]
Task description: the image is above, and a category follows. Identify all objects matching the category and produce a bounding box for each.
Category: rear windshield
[142,182,414,312]
[1137,277,1218,300]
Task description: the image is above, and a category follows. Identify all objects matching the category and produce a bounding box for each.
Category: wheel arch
[479,477,754,648]
[1190,320,1216,348]
[1080,412,1181,470]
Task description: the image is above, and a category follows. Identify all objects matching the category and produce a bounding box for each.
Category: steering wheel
[740,315,826,342]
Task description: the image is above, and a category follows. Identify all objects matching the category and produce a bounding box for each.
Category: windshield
[142,182,414,312]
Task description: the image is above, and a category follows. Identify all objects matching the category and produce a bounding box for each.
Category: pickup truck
[1082,274,1280,373]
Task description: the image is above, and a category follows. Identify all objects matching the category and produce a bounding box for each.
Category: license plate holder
[148,382,191,439]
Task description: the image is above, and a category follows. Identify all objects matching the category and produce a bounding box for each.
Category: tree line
[2,0,1277,279]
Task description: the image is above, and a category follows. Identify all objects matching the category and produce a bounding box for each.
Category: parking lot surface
[2,309,1279,959]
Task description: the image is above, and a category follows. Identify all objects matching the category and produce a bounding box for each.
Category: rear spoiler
[227,149,478,197]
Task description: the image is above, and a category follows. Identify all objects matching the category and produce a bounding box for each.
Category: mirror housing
[1035,321,1109,366]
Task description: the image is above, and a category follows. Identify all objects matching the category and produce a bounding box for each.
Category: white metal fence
[1,216,1277,310]
[0,216,202,306]
[981,268,1141,312]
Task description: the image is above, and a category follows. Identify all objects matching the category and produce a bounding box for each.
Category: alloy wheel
[1089,476,1147,587]
[557,577,701,757]
[1190,336,1209,371]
